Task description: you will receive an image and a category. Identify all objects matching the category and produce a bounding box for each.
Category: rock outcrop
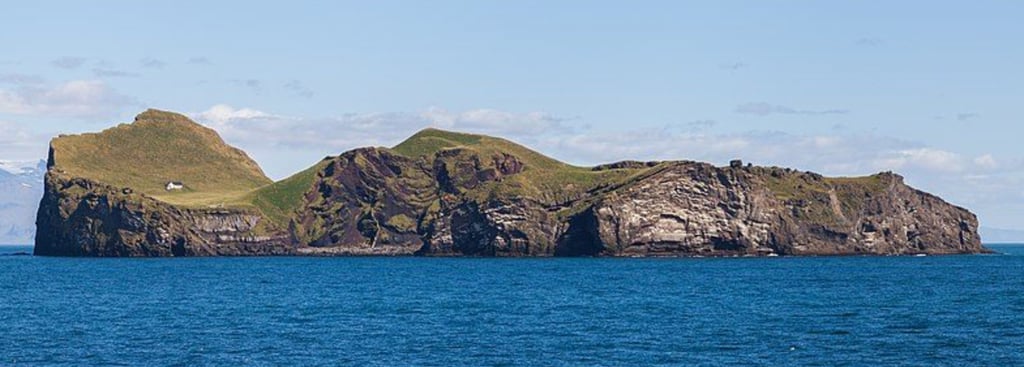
[34,168,292,257]
[35,110,985,257]
[555,164,980,256]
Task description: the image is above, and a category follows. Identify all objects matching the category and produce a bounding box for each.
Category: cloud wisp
[51,57,86,70]
[0,80,136,118]
[192,104,573,152]
[0,73,45,85]
[719,62,747,71]
[229,79,262,93]
[736,102,849,116]
[140,58,166,69]
[0,121,52,160]
[92,68,140,78]
[283,80,314,99]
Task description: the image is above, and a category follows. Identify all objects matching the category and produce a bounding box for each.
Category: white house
[165,181,184,191]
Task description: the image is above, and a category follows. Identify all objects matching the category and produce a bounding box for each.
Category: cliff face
[35,110,984,257]
[557,164,980,256]
[281,143,981,257]
[34,172,292,257]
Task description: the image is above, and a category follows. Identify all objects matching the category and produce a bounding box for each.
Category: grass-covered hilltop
[35,109,985,257]
[49,110,272,205]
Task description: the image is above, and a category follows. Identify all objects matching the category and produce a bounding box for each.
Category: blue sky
[1,1,1022,229]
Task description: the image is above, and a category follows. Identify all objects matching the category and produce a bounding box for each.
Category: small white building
[165,181,184,191]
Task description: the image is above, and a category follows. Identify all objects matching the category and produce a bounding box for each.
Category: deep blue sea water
[2,245,1023,366]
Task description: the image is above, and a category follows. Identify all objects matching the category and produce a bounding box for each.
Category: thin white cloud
[229,79,262,92]
[855,37,885,46]
[719,62,747,70]
[51,56,86,69]
[0,121,31,144]
[0,80,136,118]
[283,80,314,99]
[974,154,998,170]
[0,74,45,85]
[92,68,140,78]
[533,126,1007,180]
[957,113,979,121]
[0,121,50,160]
[196,104,282,125]
[421,107,572,135]
[140,58,166,69]
[736,102,849,116]
[193,104,574,150]
[879,148,964,173]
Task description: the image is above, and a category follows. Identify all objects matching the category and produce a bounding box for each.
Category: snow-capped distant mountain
[0,159,46,244]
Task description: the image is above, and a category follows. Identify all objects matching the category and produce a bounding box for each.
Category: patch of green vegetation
[51,109,272,206]
[760,168,891,226]
[391,128,482,157]
[385,214,417,232]
[828,174,890,218]
[391,128,656,208]
[241,159,332,226]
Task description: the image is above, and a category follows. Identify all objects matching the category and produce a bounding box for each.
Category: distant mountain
[0,159,46,244]
[980,227,1024,244]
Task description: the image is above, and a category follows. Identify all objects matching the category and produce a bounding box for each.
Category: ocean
[1,245,1022,366]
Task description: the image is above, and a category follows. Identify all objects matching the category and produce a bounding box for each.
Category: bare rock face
[292,148,436,255]
[559,163,779,256]
[291,147,553,256]
[422,197,558,256]
[554,163,981,256]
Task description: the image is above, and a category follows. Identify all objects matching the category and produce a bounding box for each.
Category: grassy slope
[759,167,890,226]
[240,159,331,225]
[391,128,646,206]
[51,109,272,206]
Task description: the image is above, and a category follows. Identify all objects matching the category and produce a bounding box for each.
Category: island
[34,109,984,257]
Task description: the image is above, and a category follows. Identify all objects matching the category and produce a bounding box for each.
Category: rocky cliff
[34,175,292,256]
[35,110,984,257]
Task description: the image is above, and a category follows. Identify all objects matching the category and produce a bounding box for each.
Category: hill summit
[48,109,271,204]
[35,109,984,257]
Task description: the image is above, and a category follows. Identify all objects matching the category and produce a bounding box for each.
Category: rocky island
[34,109,984,257]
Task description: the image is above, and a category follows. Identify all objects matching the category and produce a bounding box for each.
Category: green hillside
[391,128,650,204]
[242,159,331,225]
[50,109,272,206]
